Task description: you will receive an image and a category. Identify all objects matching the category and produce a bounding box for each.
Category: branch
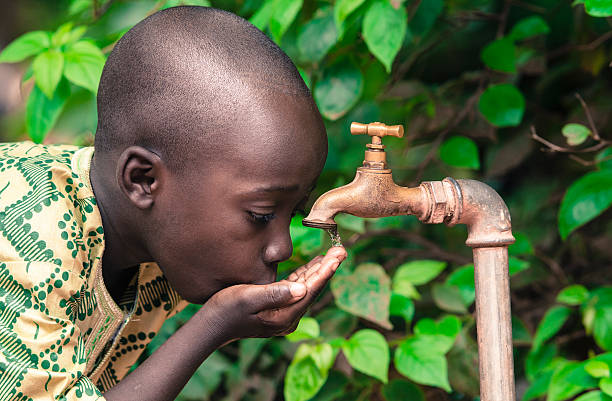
[534,248,568,285]
[548,30,612,59]
[411,85,484,184]
[530,126,610,155]
[497,1,511,38]
[575,93,600,140]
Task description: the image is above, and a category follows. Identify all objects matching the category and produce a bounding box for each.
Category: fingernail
[289,282,306,297]
[331,261,340,271]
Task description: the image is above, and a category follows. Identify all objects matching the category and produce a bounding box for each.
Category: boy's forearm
[103,306,227,401]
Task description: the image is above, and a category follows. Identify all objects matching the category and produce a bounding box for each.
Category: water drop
[326,226,343,247]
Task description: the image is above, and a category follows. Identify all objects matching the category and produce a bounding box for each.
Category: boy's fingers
[287,255,324,281]
[306,257,339,288]
[246,281,307,312]
[326,246,347,262]
[304,249,345,282]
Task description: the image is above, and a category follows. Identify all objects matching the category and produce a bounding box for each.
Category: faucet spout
[302,169,428,228]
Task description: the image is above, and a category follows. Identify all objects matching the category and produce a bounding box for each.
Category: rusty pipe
[473,247,515,401]
[304,176,515,401]
[442,179,515,401]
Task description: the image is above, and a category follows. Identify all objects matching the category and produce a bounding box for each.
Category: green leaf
[445,264,475,307]
[394,337,451,392]
[0,31,51,63]
[290,214,323,255]
[563,123,592,146]
[26,80,70,143]
[392,275,420,299]
[594,307,612,351]
[66,26,87,44]
[585,361,610,378]
[532,306,572,350]
[596,147,612,170]
[575,391,612,401]
[285,343,336,401]
[335,214,365,233]
[509,232,535,256]
[51,22,74,47]
[162,0,211,8]
[393,259,447,286]
[331,263,392,329]
[557,285,590,306]
[523,369,555,401]
[362,0,407,73]
[314,62,363,120]
[318,307,357,339]
[179,351,231,400]
[513,315,533,343]
[478,83,525,127]
[342,329,389,383]
[382,379,425,401]
[269,0,303,43]
[558,170,612,239]
[249,0,278,30]
[526,343,557,381]
[509,256,530,275]
[439,136,480,169]
[410,0,443,38]
[297,15,337,63]
[310,371,349,401]
[286,317,320,342]
[389,292,414,323]
[481,38,517,73]
[432,283,469,314]
[33,50,64,99]
[238,338,268,372]
[584,0,612,17]
[63,41,105,94]
[334,0,366,28]
[69,0,92,16]
[509,16,550,41]
[548,361,598,401]
[413,316,461,353]
[602,377,612,396]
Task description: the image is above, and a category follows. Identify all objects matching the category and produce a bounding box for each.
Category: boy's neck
[89,154,149,303]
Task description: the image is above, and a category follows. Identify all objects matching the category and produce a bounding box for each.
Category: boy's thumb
[252,281,306,311]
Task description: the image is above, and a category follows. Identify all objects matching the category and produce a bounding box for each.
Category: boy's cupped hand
[204,247,347,342]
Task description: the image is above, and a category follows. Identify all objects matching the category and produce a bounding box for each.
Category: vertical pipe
[473,246,515,401]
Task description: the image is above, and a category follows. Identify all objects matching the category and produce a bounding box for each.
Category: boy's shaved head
[95,6,318,168]
[91,6,328,304]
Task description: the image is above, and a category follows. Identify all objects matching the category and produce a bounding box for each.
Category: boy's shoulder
[0,141,101,272]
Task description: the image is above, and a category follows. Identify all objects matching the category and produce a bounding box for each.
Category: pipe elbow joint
[456,179,515,248]
[419,178,514,248]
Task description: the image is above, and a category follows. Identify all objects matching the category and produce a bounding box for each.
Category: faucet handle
[350,122,404,140]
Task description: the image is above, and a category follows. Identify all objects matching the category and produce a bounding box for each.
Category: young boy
[0,6,346,401]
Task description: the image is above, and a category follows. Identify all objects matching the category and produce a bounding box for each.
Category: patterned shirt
[0,142,187,400]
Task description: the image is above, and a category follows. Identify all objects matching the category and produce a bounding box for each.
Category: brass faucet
[303,122,516,401]
[302,122,430,229]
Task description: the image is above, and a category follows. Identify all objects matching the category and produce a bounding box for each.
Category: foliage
[1,0,612,400]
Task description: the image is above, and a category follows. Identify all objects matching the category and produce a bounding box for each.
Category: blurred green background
[1,0,612,400]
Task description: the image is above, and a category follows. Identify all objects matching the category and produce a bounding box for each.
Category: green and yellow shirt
[0,142,187,400]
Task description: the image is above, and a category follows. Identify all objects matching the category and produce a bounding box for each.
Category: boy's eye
[247,211,276,225]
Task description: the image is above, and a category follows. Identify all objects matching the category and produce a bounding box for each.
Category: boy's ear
[116,146,165,209]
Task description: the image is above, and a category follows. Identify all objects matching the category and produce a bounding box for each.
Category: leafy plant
[1,0,611,400]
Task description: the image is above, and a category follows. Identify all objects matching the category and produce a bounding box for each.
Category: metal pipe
[473,247,515,401]
[302,122,517,399]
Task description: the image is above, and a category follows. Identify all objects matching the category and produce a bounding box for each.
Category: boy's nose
[263,228,293,265]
